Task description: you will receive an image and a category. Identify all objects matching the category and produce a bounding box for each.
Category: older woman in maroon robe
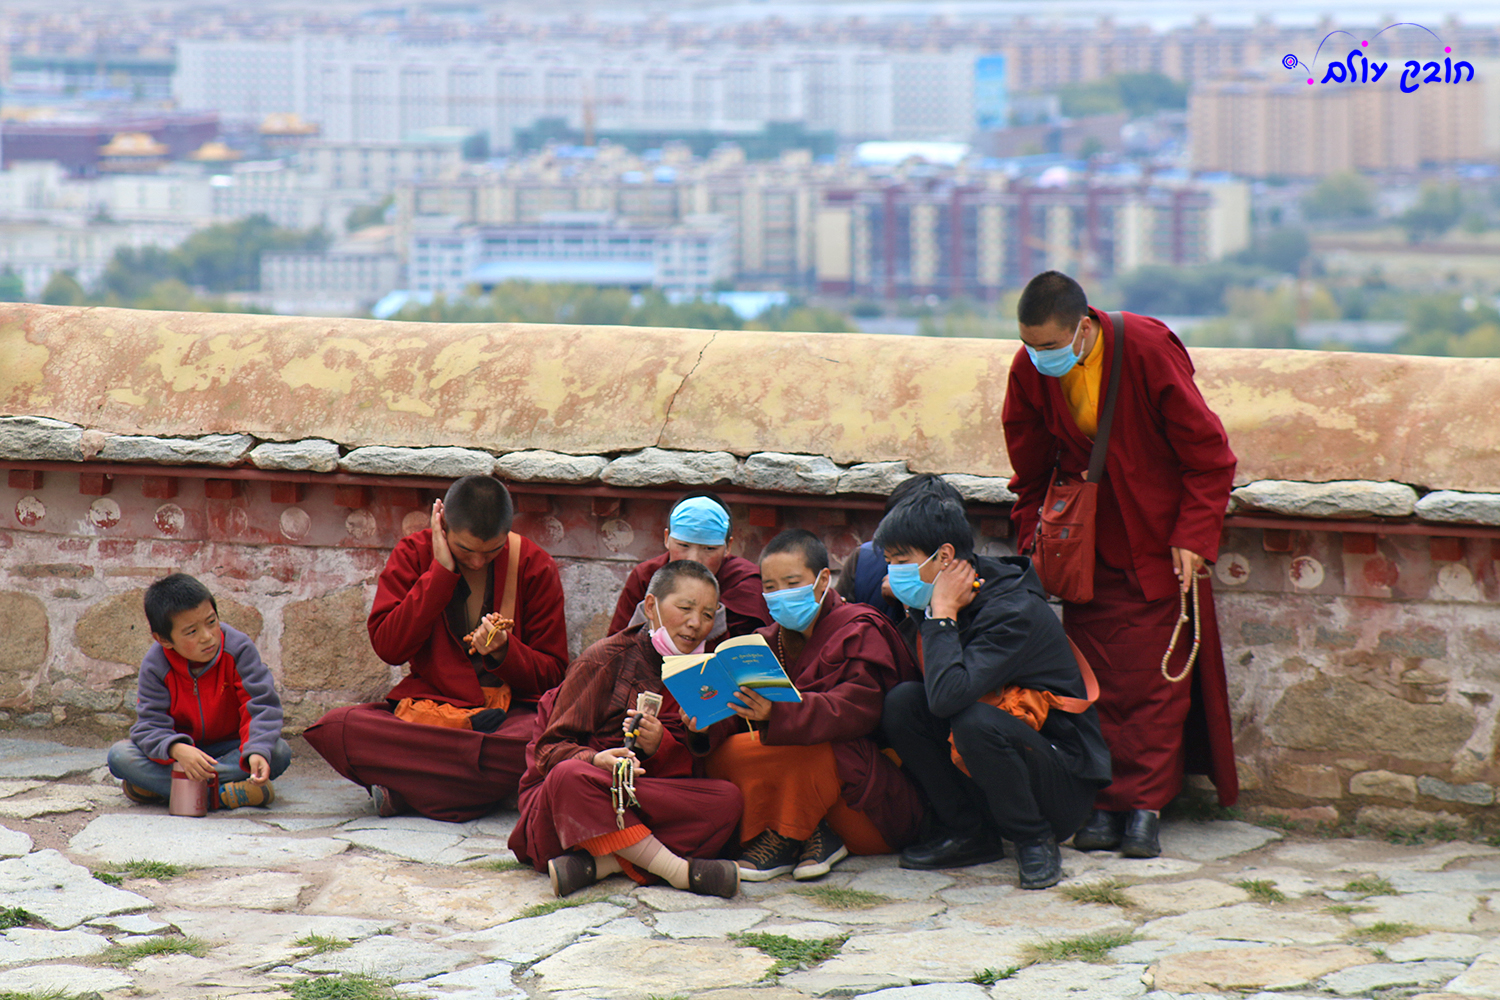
[1004,270,1238,859]
[508,560,742,898]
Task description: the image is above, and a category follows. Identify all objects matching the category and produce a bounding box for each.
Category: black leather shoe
[899,832,1005,871]
[1016,837,1063,890]
[1071,809,1125,851]
[1119,809,1161,858]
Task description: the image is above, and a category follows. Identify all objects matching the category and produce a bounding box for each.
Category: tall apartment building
[813,175,1248,300]
[174,37,986,146]
[1191,68,1500,177]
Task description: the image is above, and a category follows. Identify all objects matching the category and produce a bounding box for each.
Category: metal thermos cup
[168,767,210,817]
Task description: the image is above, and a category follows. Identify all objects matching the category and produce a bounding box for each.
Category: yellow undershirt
[1059,325,1105,439]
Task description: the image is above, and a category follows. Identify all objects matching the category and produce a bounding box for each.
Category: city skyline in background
[0,2,1495,357]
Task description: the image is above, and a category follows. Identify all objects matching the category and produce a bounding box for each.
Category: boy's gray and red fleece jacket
[129,623,283,771]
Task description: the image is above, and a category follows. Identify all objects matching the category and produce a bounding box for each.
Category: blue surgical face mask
[764,572,827,633]
[887,551,939,610]
[1025,319,1086,378]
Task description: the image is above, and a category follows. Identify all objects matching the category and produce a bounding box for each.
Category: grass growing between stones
[285,974,403,1000]
[1325,903,1375,916]
[1344,875,1398,898]
[294,934,353,956]
[476,858,527,872]
[1350,921,1420,943]
[0,991,78,1000]
[100,935,209,966]
[91,870,124,886]
[1234,878,1287,904]
[971,966,1020,984]
[119,859,187,880]
[791,886,891,910]
[1060,878,1134,908]
[1024,931,1137,965]
[733,932,848,975]
[1161,796,1241,823]
[515,895,607,920]
[0,906,33,929]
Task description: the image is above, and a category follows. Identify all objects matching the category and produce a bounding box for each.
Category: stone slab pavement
[5,732,1500,1000]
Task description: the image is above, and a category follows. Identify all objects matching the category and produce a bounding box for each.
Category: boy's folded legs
[107,737,291,809]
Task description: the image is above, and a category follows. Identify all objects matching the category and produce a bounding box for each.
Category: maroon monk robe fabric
[696,592,926,850]
[1003,307,1239,808]
[303,529,569,822]
[608,552,770,640]
[508,628,742,870]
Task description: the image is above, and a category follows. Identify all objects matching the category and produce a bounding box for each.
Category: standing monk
[509,560,742,899]
[1003,270,1238,858]
[608,493,769,646]
[304,475,569,822]
[693,529,923,882]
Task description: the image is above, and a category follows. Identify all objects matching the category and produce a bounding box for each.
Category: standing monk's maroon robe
[508,627,741,871]
[304,529,569,822]
[608,552,770,642]
[1003,307,1238,810]
[695,592,925,852]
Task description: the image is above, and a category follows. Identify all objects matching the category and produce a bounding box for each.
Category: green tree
[1231,227,1311,274]
[1117,262,1265,315]
[1057,73,1186,119]
[0,268,25,302]
[346,196,394,233]
[101,246,182,302]
[40,271,86,306]
[1302,173,1376,220]
[1400,184,1463,243]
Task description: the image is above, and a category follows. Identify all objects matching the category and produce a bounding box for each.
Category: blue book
[661,634,803,728]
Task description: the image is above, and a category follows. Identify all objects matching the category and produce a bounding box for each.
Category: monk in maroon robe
[608,492,769,645]
[691,530,924,882]
[1003,271,1237,859]
[510,560,742,899]
[304,476,569,823]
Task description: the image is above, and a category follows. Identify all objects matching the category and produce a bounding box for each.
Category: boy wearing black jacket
[877,488,1112,889]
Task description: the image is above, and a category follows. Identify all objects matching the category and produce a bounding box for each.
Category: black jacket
[899,555,1112,786]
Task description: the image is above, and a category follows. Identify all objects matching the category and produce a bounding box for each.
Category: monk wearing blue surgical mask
[685,530,923,883]
[608,493,770,650]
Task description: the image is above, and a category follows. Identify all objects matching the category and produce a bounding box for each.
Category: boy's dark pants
[108,738,293,800]
[883,681,1094,845]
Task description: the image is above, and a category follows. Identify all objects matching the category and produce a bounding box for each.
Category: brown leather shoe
[688,858,741,898]
[120,779,164,805]
[548,851,597,897]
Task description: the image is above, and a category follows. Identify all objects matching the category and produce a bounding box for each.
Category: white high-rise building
[174,37,982,147]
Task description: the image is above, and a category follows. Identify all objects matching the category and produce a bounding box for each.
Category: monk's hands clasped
[929,559,981,620]
[593,745,643,777]
[464,612,513,656]
[623,711,665,756]
[729,687,773,722]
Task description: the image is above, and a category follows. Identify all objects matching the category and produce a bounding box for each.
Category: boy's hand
[431,500,455,573]
[930,559,979,620]
[247,753,270,785]
[169,742,218,782]
[730,687,773,722]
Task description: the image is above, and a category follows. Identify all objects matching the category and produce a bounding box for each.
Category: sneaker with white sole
[792,821,848,881]
[736,828,802,881]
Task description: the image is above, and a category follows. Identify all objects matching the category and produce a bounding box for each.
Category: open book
[661,634,803,727]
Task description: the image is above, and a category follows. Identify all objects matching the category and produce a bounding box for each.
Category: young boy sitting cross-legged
[107,573,291,810]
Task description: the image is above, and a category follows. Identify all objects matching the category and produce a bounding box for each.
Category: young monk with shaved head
[689,529,923,882]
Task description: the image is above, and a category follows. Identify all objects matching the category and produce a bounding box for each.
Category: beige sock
[615,834,690,889]
[594,853,622,879]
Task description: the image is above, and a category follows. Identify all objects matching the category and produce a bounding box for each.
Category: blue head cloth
[669,497,730,546]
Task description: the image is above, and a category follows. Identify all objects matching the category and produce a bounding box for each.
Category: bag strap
[1087,311,1126,484]
[1044,637,1101,714]
[498,531,522,622]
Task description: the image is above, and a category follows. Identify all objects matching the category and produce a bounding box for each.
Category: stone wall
[2,304,1499,832]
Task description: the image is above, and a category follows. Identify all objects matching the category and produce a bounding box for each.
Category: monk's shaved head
[648,559,721,602]
[1018,270,1088,331]
[443,475,514,540]
[759,529,829,574]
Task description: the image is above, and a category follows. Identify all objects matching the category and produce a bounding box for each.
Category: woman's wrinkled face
[644,577,720,654]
